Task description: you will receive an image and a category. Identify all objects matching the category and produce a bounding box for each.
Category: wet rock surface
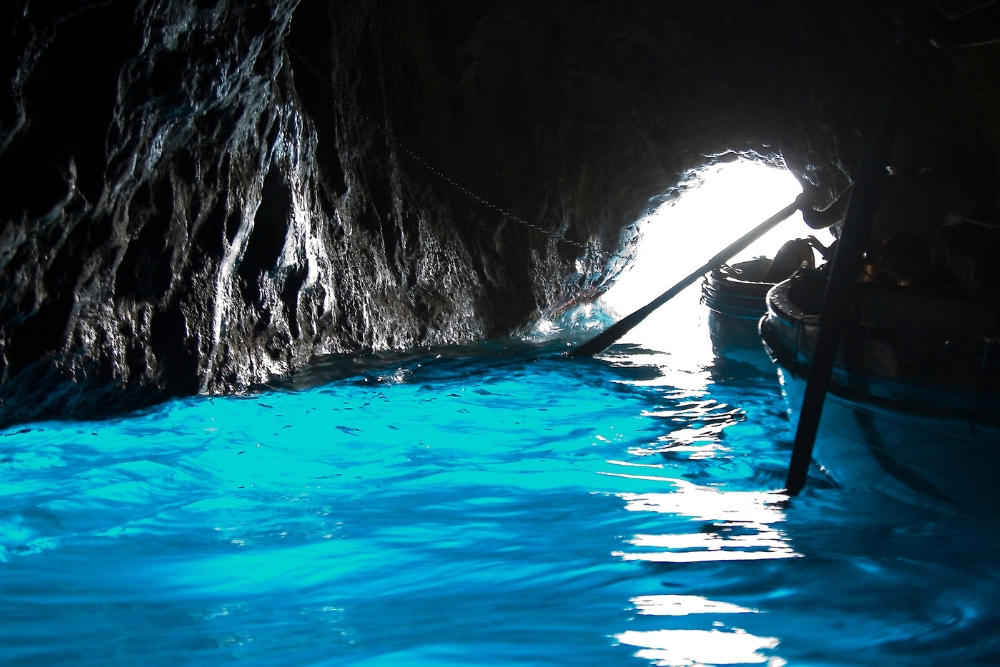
[0,0,997,425]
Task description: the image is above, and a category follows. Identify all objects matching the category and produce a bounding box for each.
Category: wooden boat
[702,258,776,369]
[703,239,819,369]
[760,272,1000,514]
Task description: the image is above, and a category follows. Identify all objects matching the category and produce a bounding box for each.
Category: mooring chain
[286,46,587,250]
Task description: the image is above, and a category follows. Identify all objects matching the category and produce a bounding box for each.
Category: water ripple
[1,340,998,665]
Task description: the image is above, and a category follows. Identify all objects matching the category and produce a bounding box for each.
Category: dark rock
[0,0,997,425]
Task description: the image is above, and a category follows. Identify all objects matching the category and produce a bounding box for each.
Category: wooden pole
[785,27,916,495]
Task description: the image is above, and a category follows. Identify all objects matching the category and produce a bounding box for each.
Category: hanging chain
[286,46,587,250]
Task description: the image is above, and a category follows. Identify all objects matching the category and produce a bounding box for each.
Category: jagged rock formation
[0,0,997,425]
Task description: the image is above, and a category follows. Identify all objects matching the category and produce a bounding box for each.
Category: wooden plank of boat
[777,367,1000,514]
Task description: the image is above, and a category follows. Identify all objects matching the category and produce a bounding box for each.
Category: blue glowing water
[2,334,999,666]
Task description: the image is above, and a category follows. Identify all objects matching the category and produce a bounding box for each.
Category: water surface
[2,334,999,666]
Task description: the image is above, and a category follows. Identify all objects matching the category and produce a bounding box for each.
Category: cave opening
[598,158,834,368]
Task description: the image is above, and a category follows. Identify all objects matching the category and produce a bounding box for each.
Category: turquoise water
[2,334,999,666]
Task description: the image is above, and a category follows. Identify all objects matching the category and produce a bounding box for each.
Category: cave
[4,1,1000,663]
[2,0,996,424]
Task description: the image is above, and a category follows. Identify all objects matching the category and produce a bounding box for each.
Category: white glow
[616,527,799,563]
[619,479,789,524]
[611,480,800,563]
[600,159,833,363]
[617,629,785,666]
[605,351,713,392]
[632,595,757,617]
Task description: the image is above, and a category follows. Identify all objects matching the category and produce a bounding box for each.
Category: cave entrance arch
[599,159,834,367]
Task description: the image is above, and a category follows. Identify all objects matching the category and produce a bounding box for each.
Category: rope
[286,46,587,250]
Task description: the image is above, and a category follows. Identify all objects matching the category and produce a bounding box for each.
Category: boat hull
[707,310,775,371]
[778,367,1000,514]
[703,259,775,371]
[762,276,1000,514]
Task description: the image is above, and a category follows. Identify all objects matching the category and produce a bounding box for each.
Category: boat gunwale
[761,279,1000,430]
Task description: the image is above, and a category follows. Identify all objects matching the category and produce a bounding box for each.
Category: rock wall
[0,0,997,424]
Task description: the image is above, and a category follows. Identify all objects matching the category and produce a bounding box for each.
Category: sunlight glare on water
[615,628,783,667]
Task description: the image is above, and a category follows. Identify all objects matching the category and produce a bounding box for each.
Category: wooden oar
[570,197,804,358]
[784,26,915,496]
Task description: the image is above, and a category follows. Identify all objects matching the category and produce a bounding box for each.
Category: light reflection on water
[611,481,799,565]
[631,595,756,616]
[617,628,784,667]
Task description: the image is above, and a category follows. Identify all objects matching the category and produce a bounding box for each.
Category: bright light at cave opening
[600,158,834,367]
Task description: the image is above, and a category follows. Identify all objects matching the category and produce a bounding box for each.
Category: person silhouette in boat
[799,164,976,248]
[762,238,816,283]
[796,142,1000,290]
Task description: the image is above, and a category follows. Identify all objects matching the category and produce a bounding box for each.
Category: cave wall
[0,0,997,424]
